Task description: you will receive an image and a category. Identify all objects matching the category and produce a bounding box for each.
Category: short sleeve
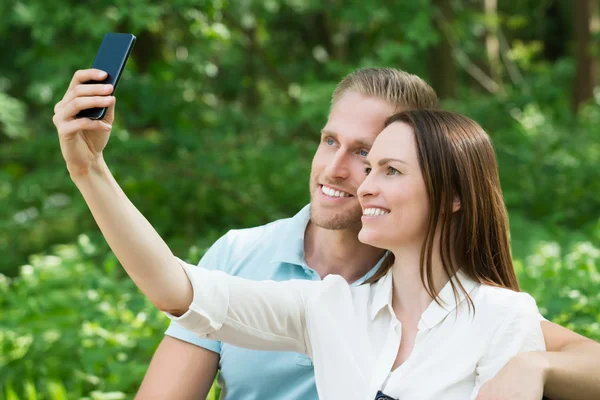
[166,260,318,355]
[470,293,546,399]
[538,313,547,322]
[164,232,233,354]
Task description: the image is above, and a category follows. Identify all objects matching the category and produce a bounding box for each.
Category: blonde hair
[332,68,439,110]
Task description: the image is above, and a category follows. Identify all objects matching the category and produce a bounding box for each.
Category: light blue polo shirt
[165,204,385,400]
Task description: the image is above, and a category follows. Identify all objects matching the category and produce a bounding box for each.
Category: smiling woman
[360,110,519,305]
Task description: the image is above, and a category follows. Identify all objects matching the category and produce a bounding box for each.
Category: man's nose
[324,151,350,180]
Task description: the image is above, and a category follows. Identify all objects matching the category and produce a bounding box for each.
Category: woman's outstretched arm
[71,158,193,315]
[53,68,192,315]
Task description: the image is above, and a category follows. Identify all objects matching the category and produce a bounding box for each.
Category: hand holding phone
[76,33,136,120]
[52,33,136,176]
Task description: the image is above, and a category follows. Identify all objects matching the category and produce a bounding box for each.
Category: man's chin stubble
[309,207,363,231]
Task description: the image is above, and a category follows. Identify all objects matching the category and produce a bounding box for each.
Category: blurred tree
[430,0,457,99]
[483,0,502,85]
[541,0,570,62]
[572,0,599,113]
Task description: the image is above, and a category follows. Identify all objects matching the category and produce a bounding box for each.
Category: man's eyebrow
[320,130,373,148]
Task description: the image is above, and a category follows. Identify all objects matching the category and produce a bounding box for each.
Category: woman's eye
[364,167,372,175]
[387,167,400,175]
[326,138,335,146]
[359,149,369,157]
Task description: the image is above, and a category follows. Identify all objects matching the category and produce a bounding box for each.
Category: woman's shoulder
[468,285,545,353]
[472,284,539,319]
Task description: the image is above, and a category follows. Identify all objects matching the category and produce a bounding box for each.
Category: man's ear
[452,194,461,213]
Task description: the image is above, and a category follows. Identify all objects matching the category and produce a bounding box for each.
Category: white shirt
[168,259,545,400]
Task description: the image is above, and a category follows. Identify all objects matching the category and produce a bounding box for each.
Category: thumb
[103,97,117,125]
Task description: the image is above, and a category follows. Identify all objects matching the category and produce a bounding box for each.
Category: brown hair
[332,68,439,111]
[365,109,519,307]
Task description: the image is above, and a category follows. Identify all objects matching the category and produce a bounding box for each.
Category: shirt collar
[369,268,479,330]
[419,270,479,330]
[370,265,394,320]
[271,204,311,267]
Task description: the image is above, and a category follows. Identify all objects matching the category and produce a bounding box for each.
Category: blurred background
[1,0,599,399]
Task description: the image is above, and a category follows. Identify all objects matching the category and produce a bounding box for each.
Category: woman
[53,69,543,398]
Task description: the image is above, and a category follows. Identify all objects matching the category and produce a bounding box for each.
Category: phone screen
[76,33,136,120]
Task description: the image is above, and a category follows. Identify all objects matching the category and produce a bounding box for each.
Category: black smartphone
[76,33,136,120]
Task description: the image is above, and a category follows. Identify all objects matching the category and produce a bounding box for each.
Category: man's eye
[387,167,400,175]
[364,167,372,175]
[359,149,369,157]
[326,138,335,145]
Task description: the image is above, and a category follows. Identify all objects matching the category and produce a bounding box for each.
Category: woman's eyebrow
[378,157,408,166]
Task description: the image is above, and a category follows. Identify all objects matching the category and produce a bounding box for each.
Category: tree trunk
[542,0,570,62]
[430,0,457,99]
[484,0,502,85]
[572,0,599,113]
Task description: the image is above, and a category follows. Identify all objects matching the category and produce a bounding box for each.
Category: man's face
[310,91,396,230]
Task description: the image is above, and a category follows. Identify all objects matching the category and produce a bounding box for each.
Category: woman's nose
[357,175,377,198]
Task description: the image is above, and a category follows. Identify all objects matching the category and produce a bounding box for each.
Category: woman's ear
[452,194,461,213]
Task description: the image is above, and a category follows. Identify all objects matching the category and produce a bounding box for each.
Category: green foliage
[518,239,600,341]
[0,235,168,398]
[0,234,224,399]
[1,232,598,398]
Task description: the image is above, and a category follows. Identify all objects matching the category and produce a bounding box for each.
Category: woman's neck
[389,243,452,324]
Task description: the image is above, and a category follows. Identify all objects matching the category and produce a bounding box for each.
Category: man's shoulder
[204,211,304,277]
[221,214,297,251]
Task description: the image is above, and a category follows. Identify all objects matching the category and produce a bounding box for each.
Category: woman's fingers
[55,116,112,139]
[60,83,114,108]
[103,97,117,124]
[67,69,107,92]
[60,95,115,121]
[54,69,111,115]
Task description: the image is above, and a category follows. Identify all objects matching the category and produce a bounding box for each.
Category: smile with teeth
[363,207,390,216]
[320,185,351,198]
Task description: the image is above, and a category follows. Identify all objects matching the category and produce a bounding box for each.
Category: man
[52,67,600,400]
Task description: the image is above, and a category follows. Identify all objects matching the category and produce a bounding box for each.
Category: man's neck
[304,221,385,284]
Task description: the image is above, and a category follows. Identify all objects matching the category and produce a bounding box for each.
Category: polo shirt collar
[271,204,311,267]
[369,268,479,330]
[354,253,388,285]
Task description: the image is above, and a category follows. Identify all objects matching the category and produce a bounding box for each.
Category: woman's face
[357,122,430,251]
